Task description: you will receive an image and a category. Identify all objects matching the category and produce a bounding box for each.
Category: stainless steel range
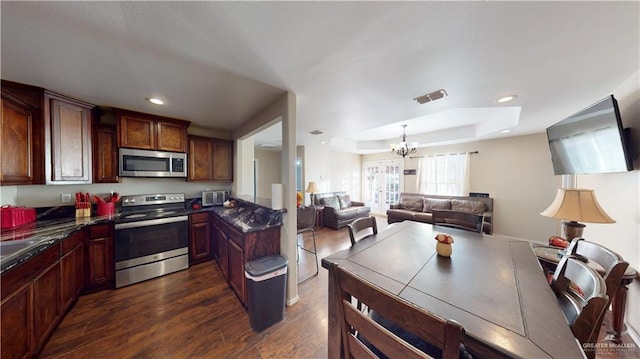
[114,193,189,288]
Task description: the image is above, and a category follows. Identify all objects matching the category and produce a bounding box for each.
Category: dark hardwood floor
[41,217,638,358]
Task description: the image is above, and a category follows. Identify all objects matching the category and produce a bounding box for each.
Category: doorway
[362,160,403,214]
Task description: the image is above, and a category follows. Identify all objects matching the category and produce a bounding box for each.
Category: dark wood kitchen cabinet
[60,230,84,313]
[0,80,44,185]
[212,139,233,181]
[33,260,61,350]
[188,136,233,182]
[210,213,280,306]
[84,224,114,292]
[189,212,212,264]
[1,243,60,359]
[116,109,190,152]
[44,91,94,184]
[188,135,213,181]
[93,123,118,183]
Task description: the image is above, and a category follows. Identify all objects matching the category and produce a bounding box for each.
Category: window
[416,153,470,195]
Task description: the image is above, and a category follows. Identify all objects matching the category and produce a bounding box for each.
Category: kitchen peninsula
[208,196,283,306]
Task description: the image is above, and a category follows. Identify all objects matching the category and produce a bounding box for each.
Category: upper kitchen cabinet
[93,123,118,183]
[0,80,45,185]
[212,139,233,181]
[116,109,190,152]
[188,136,233,182]
[44,91,94,184]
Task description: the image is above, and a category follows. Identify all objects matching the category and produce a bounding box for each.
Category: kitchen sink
[0,239,39,259]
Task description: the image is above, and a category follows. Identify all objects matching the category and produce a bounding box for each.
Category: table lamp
[306,182,319,205]
[540,188,615,240]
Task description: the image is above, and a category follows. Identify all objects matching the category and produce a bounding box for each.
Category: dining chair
[347,216,378,246]
[329,262,465,359]
[551,256,609,359]
[297,205,318,281]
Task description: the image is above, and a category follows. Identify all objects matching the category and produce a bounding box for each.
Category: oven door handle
[115,215,188,230]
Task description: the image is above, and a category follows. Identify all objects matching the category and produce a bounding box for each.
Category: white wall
[303,145,363,201]
[363,133,561,240]
[254,149,282,198]
[575,70,640,339]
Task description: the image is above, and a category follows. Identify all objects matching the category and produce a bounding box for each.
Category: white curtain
[416,152,470,195]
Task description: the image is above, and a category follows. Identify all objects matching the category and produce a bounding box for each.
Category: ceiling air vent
[414,89,448,104]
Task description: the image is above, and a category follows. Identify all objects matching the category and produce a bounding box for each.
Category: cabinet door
[33,261,61,350]
[216,226,229,281]
[189,213,211,264]
[0,97,34,184]
[227,239,246,306]
[157,120,188,152]
[1,284,33,359]
[118,115,156,150]
[84,225,114,292]
[212,140,233,181]
[60,242,83,313]
[93,123,118,183]
[188,136,213,181]
[46,95,93,184]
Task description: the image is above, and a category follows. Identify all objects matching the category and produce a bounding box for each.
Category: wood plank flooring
[41,217,638,358]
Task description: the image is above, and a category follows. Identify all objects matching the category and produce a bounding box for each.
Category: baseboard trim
[286,296,300,306]
[627,323,640,346]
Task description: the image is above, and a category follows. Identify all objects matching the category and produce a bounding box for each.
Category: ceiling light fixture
[414,89,448,104]
[309,130,323,135]
[391,125,418,158]
[501,129,512,134]
[497,95,517,103]
[146,97,164,105]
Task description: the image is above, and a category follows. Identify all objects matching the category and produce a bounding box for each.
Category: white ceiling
[2,2,638,153]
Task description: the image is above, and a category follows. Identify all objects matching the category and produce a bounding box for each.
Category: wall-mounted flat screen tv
[546,95,632,175]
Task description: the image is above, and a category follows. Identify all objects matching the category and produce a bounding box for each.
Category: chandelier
[391,125,418,158]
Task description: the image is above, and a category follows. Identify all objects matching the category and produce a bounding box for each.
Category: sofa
[387,193,493,234]
[313,192,371,229]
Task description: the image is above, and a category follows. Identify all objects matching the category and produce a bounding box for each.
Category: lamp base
[562,221,585,241]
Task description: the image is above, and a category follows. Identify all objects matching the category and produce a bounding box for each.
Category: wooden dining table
[321,221,586,358]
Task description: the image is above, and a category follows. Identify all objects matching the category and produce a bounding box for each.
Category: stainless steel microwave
[119,148,187,178]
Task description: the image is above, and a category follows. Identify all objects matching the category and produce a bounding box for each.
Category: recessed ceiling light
[310,130,324,135]
[146,97,164,105]
[320,141,326,144]
[501,129,512,134]
[497,95,517,103]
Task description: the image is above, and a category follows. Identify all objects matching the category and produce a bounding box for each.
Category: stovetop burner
[116,193,187,223]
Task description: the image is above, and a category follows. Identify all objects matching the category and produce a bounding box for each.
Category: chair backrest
[551,256,609,352]
[566,238,629,302]
[347,216,377,246]
[329,263,464,359]
[297,206,315,233]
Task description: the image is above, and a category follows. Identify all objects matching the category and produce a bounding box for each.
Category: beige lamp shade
[540,188,615,223]
[306,182,319,193]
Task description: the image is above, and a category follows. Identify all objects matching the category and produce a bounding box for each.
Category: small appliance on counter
[202,190,228,206]
[0,205,36,229]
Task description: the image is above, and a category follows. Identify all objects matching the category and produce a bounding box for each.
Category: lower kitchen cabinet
[33,260,61,350]
[189,212,212,264]
[84,224,114,292]
[210,213,280,307]
[60,230,84,313]
[1,284,33,359]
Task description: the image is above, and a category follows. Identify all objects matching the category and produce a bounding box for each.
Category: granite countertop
[0,215,116,274]
[208,205,283,233]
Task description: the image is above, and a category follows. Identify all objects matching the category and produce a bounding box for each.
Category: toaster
[202,191,228,206]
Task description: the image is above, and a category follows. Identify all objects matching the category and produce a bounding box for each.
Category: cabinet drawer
[190,212,209,224]
[88,224,111,239]
[60,229,83,254]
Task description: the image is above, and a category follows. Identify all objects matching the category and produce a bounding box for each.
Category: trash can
[245,255,288,332]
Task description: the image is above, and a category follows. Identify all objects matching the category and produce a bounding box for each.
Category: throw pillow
[423,198,452,212]
[400,196,424,211]
[319,196,340,210]
[451,199,486,215]
[338,194,352,209]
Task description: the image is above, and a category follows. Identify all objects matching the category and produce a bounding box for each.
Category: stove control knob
[130,199,136,203]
